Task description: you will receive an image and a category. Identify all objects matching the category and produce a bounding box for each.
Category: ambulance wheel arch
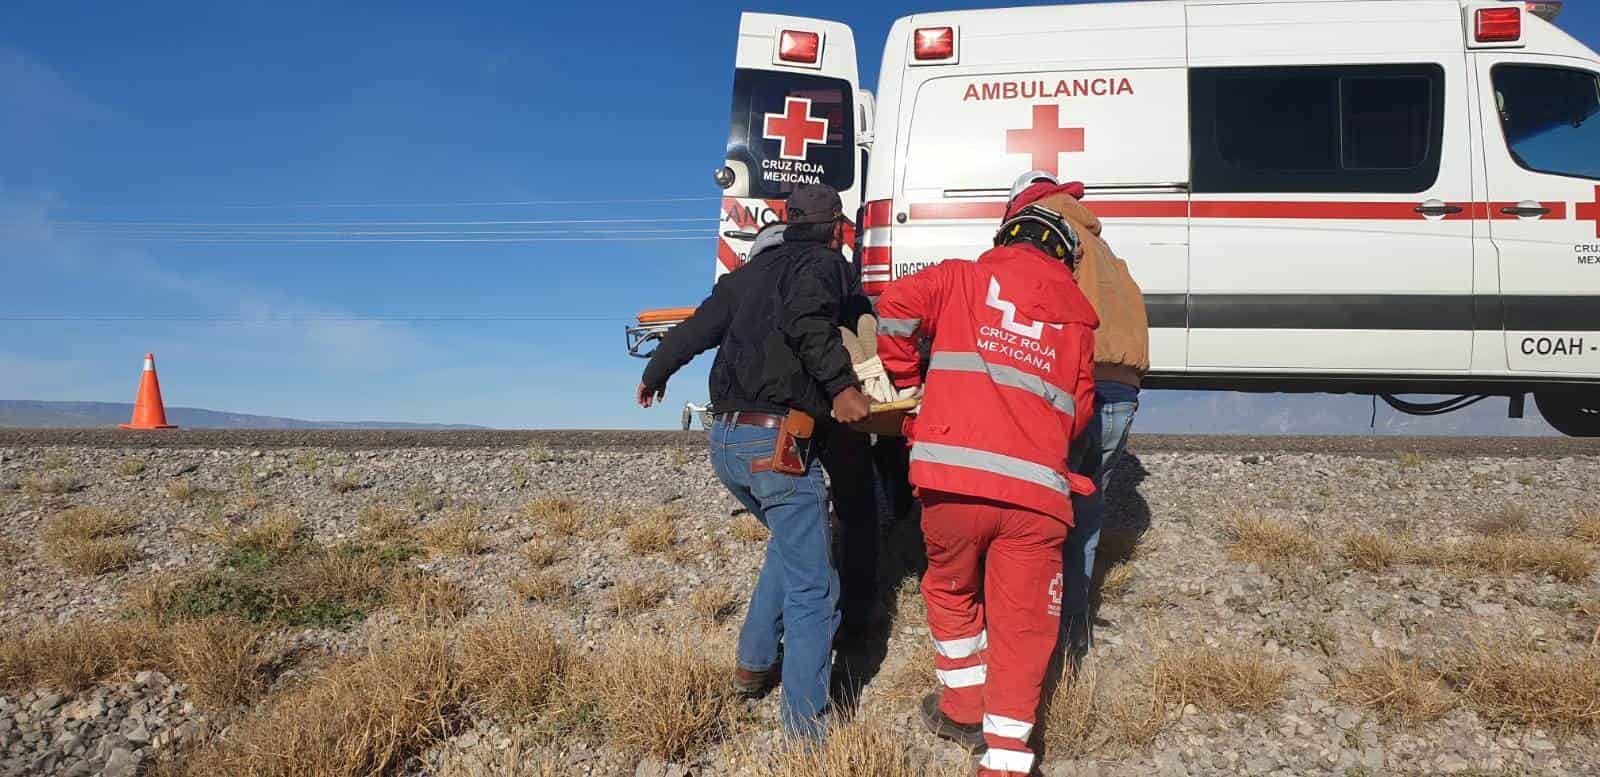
[1535,390,1600,437]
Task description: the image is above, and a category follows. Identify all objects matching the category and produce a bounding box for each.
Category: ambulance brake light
[860,199,895,296]
[913,27,956,61]
[1475,7,1522,43]
[777,30,821,65]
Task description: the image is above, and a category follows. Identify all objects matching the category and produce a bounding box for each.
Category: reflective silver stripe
[983,713,1033,741]
[927,351,1076,417]
[911,442,1071,498]
[936,664,987,688]
[979,748,1035,774]
[933,630,987,659]
[878,318,921,337]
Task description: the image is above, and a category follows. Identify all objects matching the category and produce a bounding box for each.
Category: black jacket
[641,235,859,418]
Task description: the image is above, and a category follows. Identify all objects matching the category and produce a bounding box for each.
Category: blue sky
[1,1,1594,430]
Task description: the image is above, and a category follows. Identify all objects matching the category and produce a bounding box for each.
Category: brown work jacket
[1033,192,1151,387]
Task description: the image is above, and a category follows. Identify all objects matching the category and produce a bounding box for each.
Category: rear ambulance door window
[1491,64,1600,181]
[728,69,855,199]
[1191,64,1444,192]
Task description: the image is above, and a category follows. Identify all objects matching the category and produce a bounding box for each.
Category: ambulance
[628,0,1600,437]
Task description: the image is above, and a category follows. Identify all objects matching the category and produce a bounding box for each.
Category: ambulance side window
[1190,64,1445,193]
[1491,64,1600,181]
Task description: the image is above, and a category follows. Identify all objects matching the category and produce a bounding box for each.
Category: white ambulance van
[629,0,1600,437]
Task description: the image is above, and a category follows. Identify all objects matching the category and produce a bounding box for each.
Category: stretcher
[626,307,697,359]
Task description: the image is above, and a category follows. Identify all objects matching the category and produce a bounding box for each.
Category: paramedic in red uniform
[875,195,1099,776]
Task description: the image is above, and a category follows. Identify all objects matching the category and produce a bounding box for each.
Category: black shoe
[919,693,986,752]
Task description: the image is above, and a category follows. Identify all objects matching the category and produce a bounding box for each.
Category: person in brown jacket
[1005,171,1150,671]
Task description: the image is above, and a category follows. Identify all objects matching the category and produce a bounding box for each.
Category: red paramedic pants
[920,490,1069,777]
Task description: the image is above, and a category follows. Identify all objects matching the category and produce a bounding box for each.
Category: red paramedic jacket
[876,244,1100,524]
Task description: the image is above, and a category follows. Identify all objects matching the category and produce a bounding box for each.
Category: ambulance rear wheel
[1535,391,1600,437]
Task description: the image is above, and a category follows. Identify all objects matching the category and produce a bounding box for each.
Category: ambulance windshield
[1493,64,1600,180]
[727,69,855,198]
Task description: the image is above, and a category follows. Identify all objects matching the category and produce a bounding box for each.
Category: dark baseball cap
[785,184,844,224]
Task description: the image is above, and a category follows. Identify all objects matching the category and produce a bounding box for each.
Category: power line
[56,195,722,210]
[15,217,718,228]
[0,314,635,323]
[43,228,717,237]
[18,235,715,244]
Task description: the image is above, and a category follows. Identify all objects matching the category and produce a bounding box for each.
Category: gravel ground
[0,437,1597,776]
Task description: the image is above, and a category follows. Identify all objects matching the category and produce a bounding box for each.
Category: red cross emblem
[763,97,830,161]
[1576,185,1600,238]
[1006,104,1085,177]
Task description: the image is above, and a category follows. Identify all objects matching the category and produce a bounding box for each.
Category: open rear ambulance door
[627,14,862,361]
[716,13,863,276]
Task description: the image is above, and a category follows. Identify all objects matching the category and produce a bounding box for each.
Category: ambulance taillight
[913,27,956,63]
[777,30,822,65]
[1476,7,1522,43]
[861,200,894,296]
[1526,2,1562,22]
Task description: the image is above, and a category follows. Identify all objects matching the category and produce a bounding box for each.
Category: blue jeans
[1064,384,1139,618]
[709,419,840,739]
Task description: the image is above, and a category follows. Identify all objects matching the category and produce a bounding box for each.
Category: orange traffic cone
[120,353,177,430]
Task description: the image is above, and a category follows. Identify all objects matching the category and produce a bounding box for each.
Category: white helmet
[1008,170,1059,206]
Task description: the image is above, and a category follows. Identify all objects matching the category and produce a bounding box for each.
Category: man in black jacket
[636,184,870,739]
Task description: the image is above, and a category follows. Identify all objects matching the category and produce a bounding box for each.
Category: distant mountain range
[0,401,485,430]
[0,394,1561,436]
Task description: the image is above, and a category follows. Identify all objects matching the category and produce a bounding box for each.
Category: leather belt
[715,411,786,430]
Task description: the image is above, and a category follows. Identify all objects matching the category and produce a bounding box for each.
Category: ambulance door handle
[1414,200,1462,218]
[1499,201,1550,219]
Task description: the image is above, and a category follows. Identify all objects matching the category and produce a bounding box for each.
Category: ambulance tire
[1534,391,1600,438]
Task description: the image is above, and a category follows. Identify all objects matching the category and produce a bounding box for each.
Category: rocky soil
[0,437,1597,776]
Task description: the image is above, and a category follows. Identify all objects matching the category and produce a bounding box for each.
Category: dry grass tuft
[1472,506,1532,537]
[590,630,732,761]
[422,506,488,556]
[611,578,670,616]
[386,573,472,625]
[1420,535,1595,583]
[22,469,81,496]
[1396,451,1426,470]
[522,497,583,538]
[1331,651,1456,724]
[690,586,742,625]
[358,503,413,542]
[730,514,768,543]
[1100,564,1136,597]
[1443,644,1600,732]
[167,479,202,503]
[625,509,679,555]
[176,636,462,777]
[872,638,937,704]
[165,617,276,708]
[43,507,139,575]
[1341,532,1415,572]
[1221,513,1322,569]
[458,613,576,718]
[510,571,574,605]
[743,716,960,777]
[330,470,364,494]
[114,457,147,477]
[519,538,563,568]
[1573,510,1600,546]
[0,619,164,692]
[232,509,305,555]
[1043,668,1167,758]
[1153,644,1289,712]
